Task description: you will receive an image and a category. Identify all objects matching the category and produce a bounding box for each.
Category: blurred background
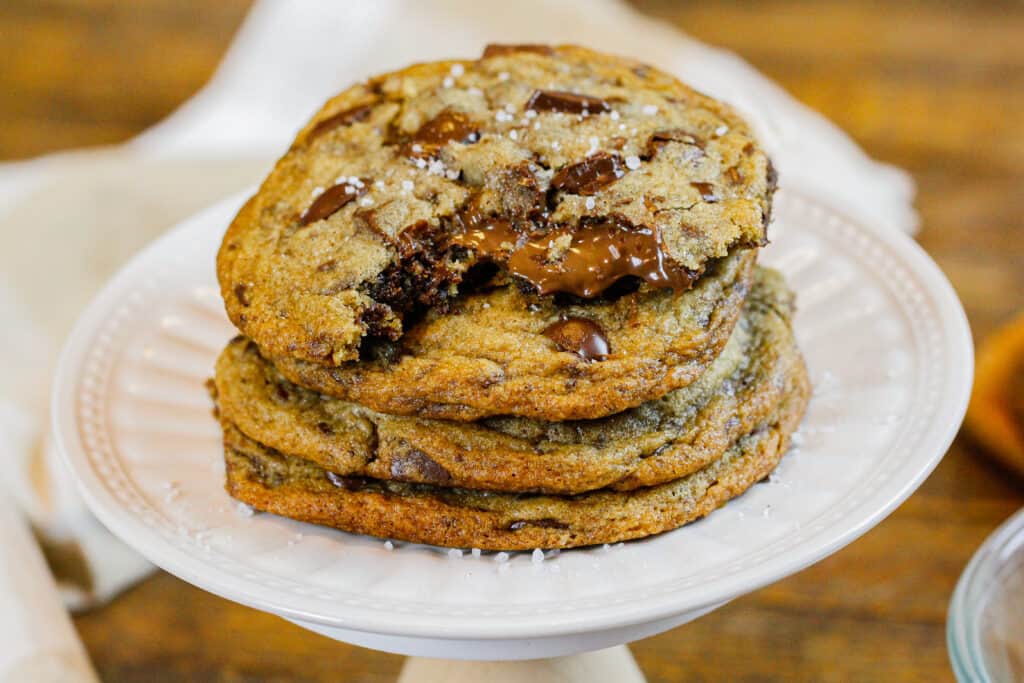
[1,1,1021,681]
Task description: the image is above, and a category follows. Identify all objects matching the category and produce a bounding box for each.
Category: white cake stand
[51,188,972,681]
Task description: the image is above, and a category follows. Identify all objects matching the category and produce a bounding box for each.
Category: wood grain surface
[2,1,1022,681]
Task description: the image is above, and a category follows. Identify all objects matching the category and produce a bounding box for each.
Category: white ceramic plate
[53,188,972,658]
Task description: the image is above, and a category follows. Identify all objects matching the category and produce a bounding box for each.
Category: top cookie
[218,44,775,367]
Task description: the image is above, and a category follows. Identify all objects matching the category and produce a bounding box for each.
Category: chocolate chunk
[550,153,625,195]
[526,90,611,114]
[316,421,334,435]
[508,518,570,531]
[299,180,368,225]
[403,110,479,158]
[482,44,554,58]
[450,202,696,298]
[543,317,611,361]
[690,181,719,202]
[390,448,452,484]
[233,283,250,306]
[645,129,704,158]
[325,471,365,491]
[307,102,375,141]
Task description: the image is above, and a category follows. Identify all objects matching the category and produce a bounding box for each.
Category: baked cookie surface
[218,44,775,377]
[216,267,801,494]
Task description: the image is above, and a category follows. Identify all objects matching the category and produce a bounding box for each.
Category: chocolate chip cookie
[218,45,775,419]
[269,248,753,421]
[215,267,800,494]
[222,364,808,551]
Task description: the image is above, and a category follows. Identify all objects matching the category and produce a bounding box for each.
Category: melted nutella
[543,317,611,361]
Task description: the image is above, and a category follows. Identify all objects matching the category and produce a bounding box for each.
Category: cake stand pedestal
[397,646,644,683]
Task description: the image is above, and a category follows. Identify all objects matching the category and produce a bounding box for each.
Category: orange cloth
[967,313,1024,478]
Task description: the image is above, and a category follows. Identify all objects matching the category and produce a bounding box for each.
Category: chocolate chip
[690,181,719,202]
[299,180,368,225]
[543,317,611,361]
[316,421,334,435]
[482,44,554,58]
[307,102,376,142]
[526,90,611,114]
[550,153,625,195]
[403,110,479,158]
[233,283,251,306]
[389,448,452,484]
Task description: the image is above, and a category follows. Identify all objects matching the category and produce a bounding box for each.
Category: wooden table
[3,1,1022,680]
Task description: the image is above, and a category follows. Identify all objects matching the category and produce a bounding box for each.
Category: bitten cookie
[218,45,775,410]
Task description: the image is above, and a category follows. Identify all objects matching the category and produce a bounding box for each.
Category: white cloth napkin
[0,0,916,618]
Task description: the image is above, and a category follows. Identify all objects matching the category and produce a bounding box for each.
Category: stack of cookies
[212,45,810,550]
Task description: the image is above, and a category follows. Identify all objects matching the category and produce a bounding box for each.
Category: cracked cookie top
[218,44,775,367]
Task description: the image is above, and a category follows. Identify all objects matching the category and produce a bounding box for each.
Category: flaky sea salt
[525,109,537,119]
[495,552,510,563]
[471,548,482,558]
[442,76,454,88]
[311,186,325,198]
[401,180,414,192]
[585,197,595,210]
[498,71,510,81]
[359,196,374,207]
[509,130,518,141]
[715,124,729,136]
[531,548,544,564]
[448,548,463,559]
[610,110,620,121]
[383,540,394,551]
[624,155,642,170]
[642,104,658,116]
[451,63,465,77]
